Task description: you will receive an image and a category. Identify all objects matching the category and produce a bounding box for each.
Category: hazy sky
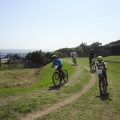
[0,0,120,51]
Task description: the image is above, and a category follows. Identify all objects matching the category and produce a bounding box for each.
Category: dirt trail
[23,64,96,120]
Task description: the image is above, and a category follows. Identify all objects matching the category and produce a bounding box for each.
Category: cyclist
[52,55,65,76]
[70,51,77,64]
[95,56,108,86]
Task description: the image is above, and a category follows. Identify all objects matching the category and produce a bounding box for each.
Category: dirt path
[23,64,96,120]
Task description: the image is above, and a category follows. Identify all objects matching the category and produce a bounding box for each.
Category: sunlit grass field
[0,56,120,120]
[39,56,120,120]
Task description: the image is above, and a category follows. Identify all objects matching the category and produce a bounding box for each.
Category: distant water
[0,49,40,53]
[0,49,54,59]
[0,49,39,59]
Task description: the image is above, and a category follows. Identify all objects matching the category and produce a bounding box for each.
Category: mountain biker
[52,55,65,76]
[89,49,95,64]
[70,51,77,58]
[70,51,77,64]
[95,56,108,86]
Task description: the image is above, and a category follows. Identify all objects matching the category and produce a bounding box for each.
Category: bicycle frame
[90,59,95,72]
[97,70,107,95]
[72,57,77,66]
[52,65,68,87]
[54,65,62,76]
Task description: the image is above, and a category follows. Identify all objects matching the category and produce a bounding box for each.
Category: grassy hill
[0,56,120,120]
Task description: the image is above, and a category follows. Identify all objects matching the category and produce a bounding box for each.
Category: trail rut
[23,65,96,120]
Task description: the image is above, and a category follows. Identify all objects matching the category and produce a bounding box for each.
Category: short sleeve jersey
[96,61,107,70]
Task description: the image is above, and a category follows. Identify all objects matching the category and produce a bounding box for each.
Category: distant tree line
[3,39,120,68]
[25,39,120,67]
[55,39,120,57]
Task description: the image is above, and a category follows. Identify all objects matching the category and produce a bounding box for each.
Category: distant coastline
[0,49,54,59]
[0,49,53,53]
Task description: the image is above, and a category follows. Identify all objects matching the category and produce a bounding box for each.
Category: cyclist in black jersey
[89,49,95,64]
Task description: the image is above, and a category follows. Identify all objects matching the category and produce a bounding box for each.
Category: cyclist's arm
[52,60,57,67]
[76,53,78,56]
[104,62,107,70]
[94,62,98,71]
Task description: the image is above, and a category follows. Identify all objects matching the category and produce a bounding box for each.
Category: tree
[79,43,89,57]
[25,50,52,68]
[90,42,102,56]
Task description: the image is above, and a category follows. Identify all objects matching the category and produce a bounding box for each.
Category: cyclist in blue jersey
[52,55,64,74]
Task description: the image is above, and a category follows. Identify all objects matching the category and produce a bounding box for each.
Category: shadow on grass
[71,64,77,66]
[48,83,65,91]
[48,85,60,91]
[90,70,96,74]
[96,93,112,101]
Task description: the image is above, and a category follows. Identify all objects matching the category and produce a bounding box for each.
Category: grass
[0,61,75,96]
[104,56,120,63]
[0,56,120,120]
[104,55,120,60]
[0,60,81,119]
[37,57,120,120]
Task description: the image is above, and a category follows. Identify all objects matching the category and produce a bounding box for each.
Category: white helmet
[52,55,57,58]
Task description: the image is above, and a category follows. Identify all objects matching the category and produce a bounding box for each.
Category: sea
[0,49,41,53]
[0,49,53,59]
[0,49,54,53]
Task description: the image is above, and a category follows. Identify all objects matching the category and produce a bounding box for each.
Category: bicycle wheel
[99,76,107,95]
[52,72,61,87]
[90,61,95,73]
[102,77,107,95]
[63,70,68,83]
[90,65,92,73]
[73,58,77,66]
[99,76,103,95]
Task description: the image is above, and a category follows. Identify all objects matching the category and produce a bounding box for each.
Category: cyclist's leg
[73,57,75,64]
[89,57,92,67]
[103,71,108,86]
[57,65,65,78]
[73,57,76,64]
[92,59,95,71]
[75,57,77,65]
[99,75,106,95]
[57,66,62,80]
[89,57,91,63]
[98,76,102,94]
[72,57,74,63]
[75,57,77,63]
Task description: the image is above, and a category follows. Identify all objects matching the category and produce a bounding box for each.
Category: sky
[0,0,120,51]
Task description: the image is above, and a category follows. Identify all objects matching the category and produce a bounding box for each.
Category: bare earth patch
[0,68,40,88]
[22,65,96,120]
[0,69,40,107]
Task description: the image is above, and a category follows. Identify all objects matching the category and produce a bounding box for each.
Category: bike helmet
[52,55,57,58]
[97,56,103,62]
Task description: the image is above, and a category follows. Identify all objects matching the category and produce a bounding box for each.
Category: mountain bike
[52,65,68,87]
[72,57,77,66]
[90,58,95,73]
[97,69,107,95]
